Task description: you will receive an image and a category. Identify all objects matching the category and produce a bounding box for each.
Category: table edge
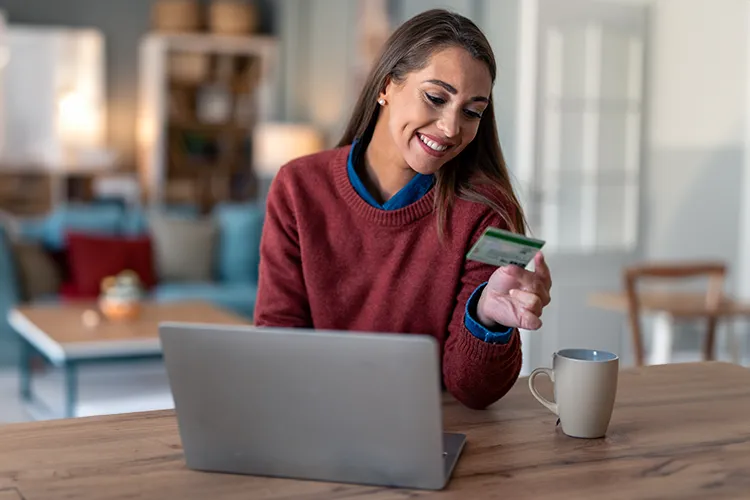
[8,309,66,365]
[8,309,165,364]
[587,291,750,317]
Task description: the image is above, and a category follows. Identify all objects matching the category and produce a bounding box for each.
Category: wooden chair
[624,262,727,366]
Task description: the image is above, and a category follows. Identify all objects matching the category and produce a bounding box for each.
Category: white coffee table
[8,300,248,419]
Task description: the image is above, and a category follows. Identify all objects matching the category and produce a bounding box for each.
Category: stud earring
[378,98,386,106]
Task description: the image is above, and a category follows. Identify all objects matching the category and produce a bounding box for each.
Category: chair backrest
[623,261,727,366]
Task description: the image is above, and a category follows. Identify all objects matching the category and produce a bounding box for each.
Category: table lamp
[252,122,324,179]
[1,26,108,168]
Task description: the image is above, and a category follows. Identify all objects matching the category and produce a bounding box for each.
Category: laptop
[158,322,466,490]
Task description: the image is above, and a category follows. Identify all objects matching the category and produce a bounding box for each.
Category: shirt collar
[346,138,434,211]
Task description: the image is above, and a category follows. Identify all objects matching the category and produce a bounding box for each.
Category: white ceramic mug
[528,349,619,439]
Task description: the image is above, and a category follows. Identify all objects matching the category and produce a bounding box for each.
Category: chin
[402,136,455,175]
[405,149,458,176]
[408,160,443,176]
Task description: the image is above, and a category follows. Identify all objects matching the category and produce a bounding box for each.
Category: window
[528,23,644,253]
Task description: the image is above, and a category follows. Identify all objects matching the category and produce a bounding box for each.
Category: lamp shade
[1,26,105,167]
[252,122,323,176]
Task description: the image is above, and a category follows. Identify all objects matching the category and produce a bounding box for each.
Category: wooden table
[1,362,749,499]
[7,301,248,419]
[589,291,750,365]
[589,291,750,318]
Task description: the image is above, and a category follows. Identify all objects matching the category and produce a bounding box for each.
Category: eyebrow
[423,79,489,103]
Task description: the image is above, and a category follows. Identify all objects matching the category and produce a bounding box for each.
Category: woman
[255,9,552,410]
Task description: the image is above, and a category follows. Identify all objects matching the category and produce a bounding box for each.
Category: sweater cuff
[455,321,521,365]
[465,283,514,344]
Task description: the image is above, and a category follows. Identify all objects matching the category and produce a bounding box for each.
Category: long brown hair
[338,9,527,236]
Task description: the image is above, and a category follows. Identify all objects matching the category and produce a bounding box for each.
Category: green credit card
[466,227,545,268]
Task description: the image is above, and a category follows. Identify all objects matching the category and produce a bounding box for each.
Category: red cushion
[64,232,157,298]
[59,282,90,301]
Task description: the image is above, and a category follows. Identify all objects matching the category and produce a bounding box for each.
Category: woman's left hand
[476,252,552,331]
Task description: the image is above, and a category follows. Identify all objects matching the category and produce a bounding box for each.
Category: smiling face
[379,46,493,175]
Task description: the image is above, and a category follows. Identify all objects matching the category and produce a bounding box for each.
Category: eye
[464,109,483,120]
[425,93,445,105]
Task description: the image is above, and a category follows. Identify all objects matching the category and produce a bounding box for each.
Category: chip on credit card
[466,227,545,268]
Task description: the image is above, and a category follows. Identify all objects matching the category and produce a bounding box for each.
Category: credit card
[466,227,545,268]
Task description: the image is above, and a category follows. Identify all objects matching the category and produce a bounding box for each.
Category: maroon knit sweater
[254,146,522,409]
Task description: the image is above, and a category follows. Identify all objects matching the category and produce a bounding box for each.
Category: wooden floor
[0,361,173,424]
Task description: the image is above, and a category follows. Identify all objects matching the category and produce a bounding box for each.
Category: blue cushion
[43,204,124,250]
[152,282,257,320]
[123,209,148,236]
[164,203,201,218]
[16,217,48,243]
[213,202,264,284]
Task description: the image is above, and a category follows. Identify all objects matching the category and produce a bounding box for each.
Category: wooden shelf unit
[137,33,279,212]
[0,165,124,216]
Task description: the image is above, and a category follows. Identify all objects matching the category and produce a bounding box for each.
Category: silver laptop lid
[159,323,448,489]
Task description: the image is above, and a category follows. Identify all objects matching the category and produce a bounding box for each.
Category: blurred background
[0,0,747,422]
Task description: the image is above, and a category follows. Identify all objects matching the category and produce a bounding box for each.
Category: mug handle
[528,368,559,416]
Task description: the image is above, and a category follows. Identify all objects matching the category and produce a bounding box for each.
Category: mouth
[416,132,453,157]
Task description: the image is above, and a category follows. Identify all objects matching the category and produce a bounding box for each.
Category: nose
[437,111,460,139]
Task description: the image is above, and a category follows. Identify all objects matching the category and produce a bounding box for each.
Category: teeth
[419,134,448,152]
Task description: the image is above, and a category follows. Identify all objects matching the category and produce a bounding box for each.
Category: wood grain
[0,489,23,500]
[13,301,248,344]
[1,362,749,499]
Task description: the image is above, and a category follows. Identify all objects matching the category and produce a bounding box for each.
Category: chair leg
[726,319,741,365]
[629,321,645,367]
[703,316,718,361]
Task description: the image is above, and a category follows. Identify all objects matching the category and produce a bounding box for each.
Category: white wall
[0,10,5,157]
[643,0,747,294]
[739,0,750,301]
[277,0,360,146]
[649,0,747,149]
[742,1,750,300]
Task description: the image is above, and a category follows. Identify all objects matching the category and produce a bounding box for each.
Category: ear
[379,74,394,101]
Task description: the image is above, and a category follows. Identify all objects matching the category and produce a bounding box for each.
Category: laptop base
[442,432,467,488]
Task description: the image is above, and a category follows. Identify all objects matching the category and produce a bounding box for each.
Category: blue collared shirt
[346,139,513,344]
[347,138,434,209]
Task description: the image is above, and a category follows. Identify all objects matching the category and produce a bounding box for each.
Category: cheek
[452,124,480,155]
[388,106,421,146]
[465,119,482,139]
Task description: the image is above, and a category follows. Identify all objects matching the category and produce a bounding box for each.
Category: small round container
[208,0,258,35]
[152,0,202,33]
[99,297,142,322]
[168,52,210,84]
[99,271,144,322]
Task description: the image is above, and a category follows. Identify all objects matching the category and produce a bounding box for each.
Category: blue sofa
[0,201,265,367]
